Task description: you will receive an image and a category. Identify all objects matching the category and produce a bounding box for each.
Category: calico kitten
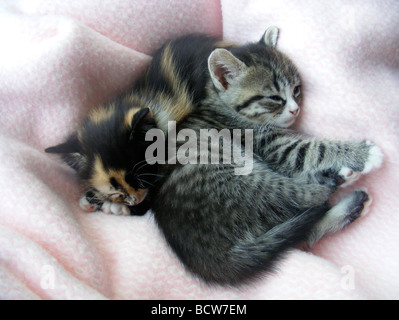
[135,26,301,128]
[45,105,159,215]
[45,68,194,215]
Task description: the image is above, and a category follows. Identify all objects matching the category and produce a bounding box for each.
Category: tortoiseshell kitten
[46,105,159,216]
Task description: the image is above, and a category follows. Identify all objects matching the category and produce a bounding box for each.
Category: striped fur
[251,126,383,181]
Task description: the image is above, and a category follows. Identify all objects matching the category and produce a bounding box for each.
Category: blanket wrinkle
[0,0,398,299]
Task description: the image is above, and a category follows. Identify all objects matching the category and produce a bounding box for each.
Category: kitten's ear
[129,107,153,141]
[45,134,86,171]
[208,49,247,91]
[260,26,279,48]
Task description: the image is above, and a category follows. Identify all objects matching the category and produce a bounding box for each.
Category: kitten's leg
[253,127,383,184]
[252,163,336,211]
[205,107,383,182]
[307,189,371,247]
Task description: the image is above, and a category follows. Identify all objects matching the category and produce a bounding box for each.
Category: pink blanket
[0,0,398,300]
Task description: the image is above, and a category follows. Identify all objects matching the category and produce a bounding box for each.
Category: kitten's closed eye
[293,85,301,96]
[268,95,285,103]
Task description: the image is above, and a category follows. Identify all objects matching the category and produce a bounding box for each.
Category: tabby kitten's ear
[260,26,279,47]
[208,49,247,91]
[45,134,86,171]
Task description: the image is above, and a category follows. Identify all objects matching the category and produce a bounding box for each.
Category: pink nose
[290,108,299,116]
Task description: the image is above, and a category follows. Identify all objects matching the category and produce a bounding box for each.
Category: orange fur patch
[89,103,115,124]
[159,44,194,123]
[124,107,141,128]
[90,156,147,202]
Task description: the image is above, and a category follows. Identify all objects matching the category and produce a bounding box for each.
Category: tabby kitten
[134,26,301,128]
[151,102,382,285]
[139,28,383,284]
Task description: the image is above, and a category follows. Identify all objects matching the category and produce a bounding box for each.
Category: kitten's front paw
[79,195,102,212]
[362,141,384,174]
[101,201,130,216]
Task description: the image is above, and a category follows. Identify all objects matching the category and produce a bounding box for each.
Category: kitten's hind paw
[344,189,371,225]
[307,189,371,247]
[101,201,130,216]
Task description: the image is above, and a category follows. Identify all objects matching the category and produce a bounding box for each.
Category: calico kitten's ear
[45,134,86,171]
[129,107,154,142]
[208,49,247,91]
[260,26,279,48]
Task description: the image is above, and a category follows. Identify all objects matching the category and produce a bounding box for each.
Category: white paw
[101,201,130,216]
[79,195,98,212]
[338,167,361,187]
[362,141,384,174]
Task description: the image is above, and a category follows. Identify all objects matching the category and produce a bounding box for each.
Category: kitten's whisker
[137,178,155,187]
[134,161,153,174]
[137,173,163,177]
[130,159,150,173]
[127,157,158,175]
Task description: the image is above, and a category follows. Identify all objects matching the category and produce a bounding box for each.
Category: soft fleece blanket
[0,0,398,300]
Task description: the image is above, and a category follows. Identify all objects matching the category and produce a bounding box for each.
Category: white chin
[277,117,296,128]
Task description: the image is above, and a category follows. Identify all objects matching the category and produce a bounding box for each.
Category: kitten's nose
[290,108,300,116]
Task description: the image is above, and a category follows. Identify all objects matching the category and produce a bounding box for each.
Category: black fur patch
[235,95,264,112]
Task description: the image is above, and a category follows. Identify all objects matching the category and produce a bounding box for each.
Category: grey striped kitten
[152,103,382,285]
[145,28,383,284]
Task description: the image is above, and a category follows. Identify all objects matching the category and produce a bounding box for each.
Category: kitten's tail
[225,204,328,285]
